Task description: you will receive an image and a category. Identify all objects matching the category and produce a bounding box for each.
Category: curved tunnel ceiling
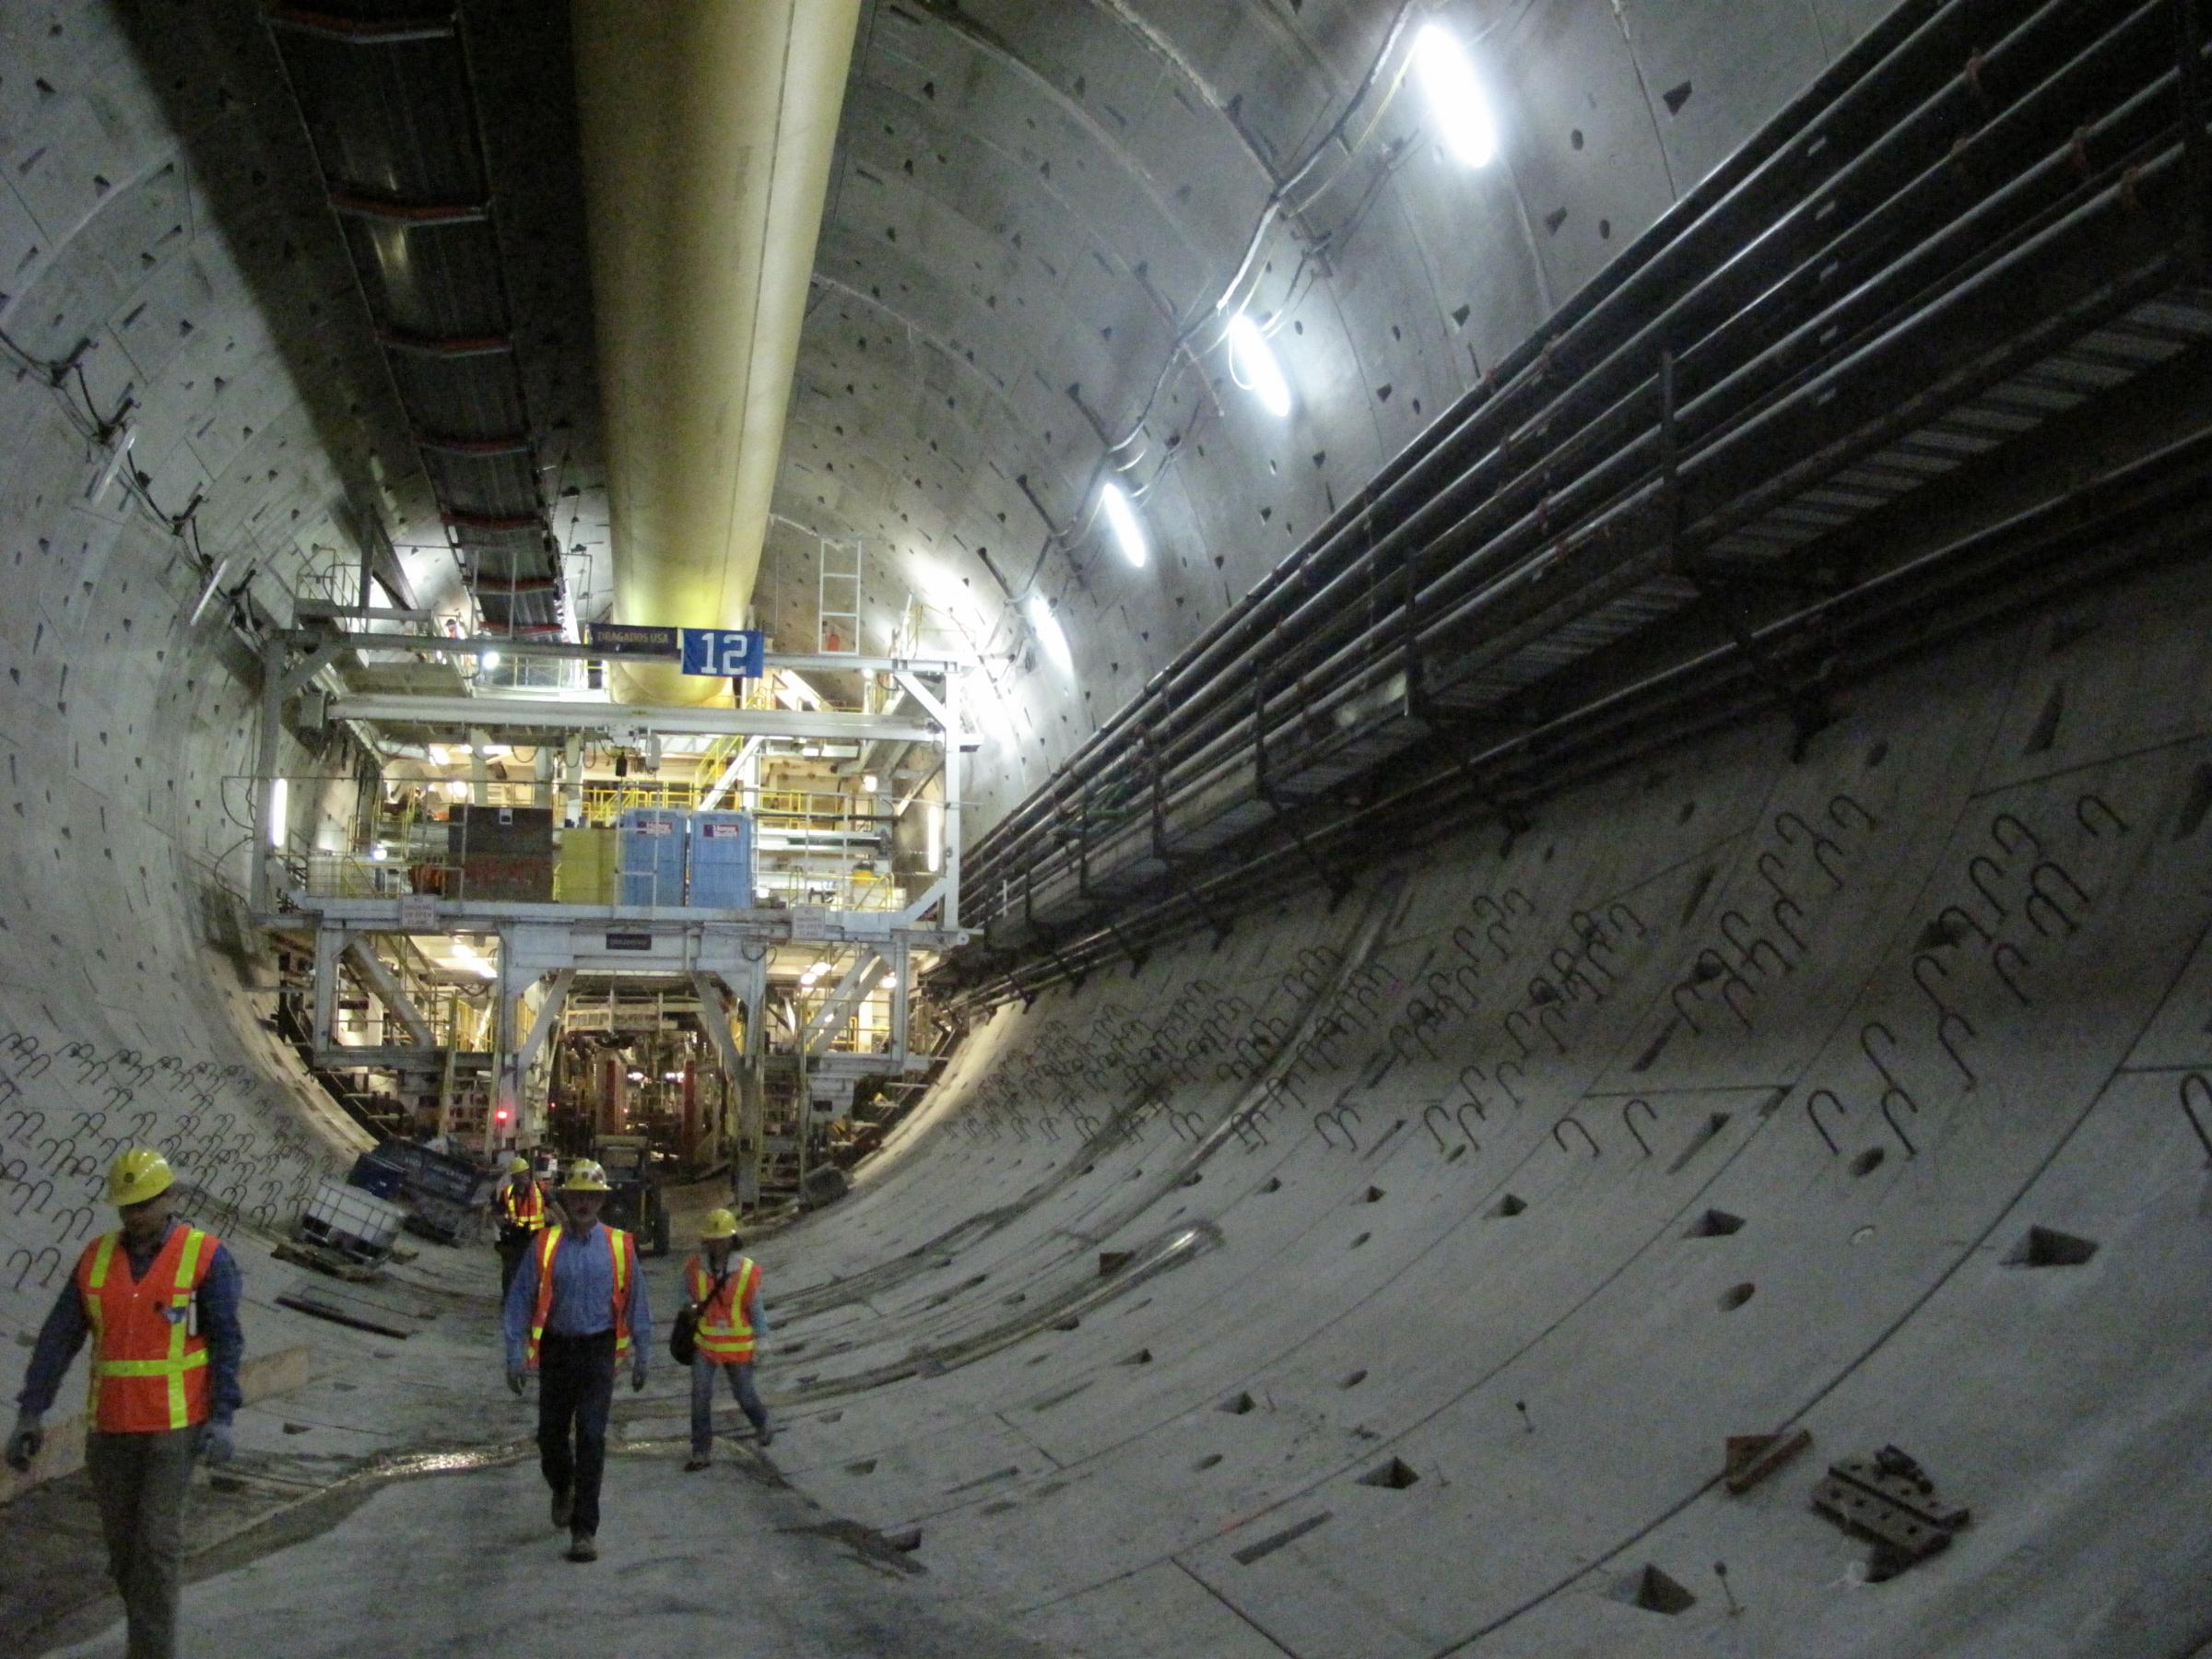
[770,0,1901,826]
[6,2,2212,1655]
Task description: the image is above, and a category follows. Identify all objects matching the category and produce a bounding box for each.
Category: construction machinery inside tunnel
[4,1,2212,1655]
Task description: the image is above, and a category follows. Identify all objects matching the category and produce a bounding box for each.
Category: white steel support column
[312,925,347,1051]
[943,670,961,929]
[562,735,583,825]
[489,928,517,1154]
[470,728,492,807]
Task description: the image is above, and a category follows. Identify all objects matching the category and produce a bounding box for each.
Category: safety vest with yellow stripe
[525,1224,635,1369]
[500,1180,546,1231]
[75,1224,217,1434]
[685,1254,760,1364]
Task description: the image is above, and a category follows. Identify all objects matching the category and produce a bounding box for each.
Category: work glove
[199,1420,235,1465]
[630,1360,647,1394]
[507,1368,527,1396]
[5,1411,43,1473]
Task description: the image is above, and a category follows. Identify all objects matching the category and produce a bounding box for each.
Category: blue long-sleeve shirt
[17,1222,246,1425]
[500,1222,652,1373]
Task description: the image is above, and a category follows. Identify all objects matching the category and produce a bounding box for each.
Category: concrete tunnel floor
[23,1177,1053,1659]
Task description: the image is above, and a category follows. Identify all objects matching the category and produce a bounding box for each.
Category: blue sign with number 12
[679,628,765,679]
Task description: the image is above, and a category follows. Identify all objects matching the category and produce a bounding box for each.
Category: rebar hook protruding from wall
[1805,1088,1847,1155]
[1990,941,2033,1005]
[1422,1102,1455,1154]
[1967,855,2010,922]
[1457,1064,1490,1119]
[1621,1098,1657,1158]
[1912,953,1958,1018]
[1496,1061,1529,1108]
[2077,791,2129,838]
[1878,1088,1918,1157]
[1829,792,1879,834]
[1552,1113,1599,1158]
[2179,1074,2212,1165]
[1936,1010,1978,1086]
[1989,811,2042,861]
[2027,861,2091,937]
[1860,1020,1909,1095]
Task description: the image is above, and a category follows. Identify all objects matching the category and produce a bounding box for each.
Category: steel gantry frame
[253,618,971,1153]
[934,0,2212,1011]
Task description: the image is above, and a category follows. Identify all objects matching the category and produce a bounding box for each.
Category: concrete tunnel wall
[0,2,2208,1652]
[0,3,376,1404]
[746,552,2212,1655]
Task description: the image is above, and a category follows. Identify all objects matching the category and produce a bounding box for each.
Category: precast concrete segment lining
[776,0,1897,829]
[742,552,2212,1655]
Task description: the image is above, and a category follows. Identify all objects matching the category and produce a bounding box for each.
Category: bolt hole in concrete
[1719,1282,1757,1312]
[1359,1456,1420,1489]
[2005,1225,2100,1267]
[1851,1147,1886,1177]
[1363,1185,1385,1203]
[1221,1392,1257,1415]
[1342,1369,1369,1388]
[1121,1348,1153,1365]
[1621,1564,1699,1615]
[1851,1225,1877,1246]
[847,1459,877,1476]
[1492,1194,1527,1218]
[1447,1144,1469,1162]
[1053,1315,1081,1332]
[1259,1177,1283,1194]
[1686,1208,1745,1238]
[1350,1232,1371,1249]
[1194,1453,1224,1471]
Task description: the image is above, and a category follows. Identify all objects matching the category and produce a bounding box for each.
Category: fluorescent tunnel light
[1099,481,1148,570]
[1024,593,1073,674]
[1412,24,1498,168]
[1226,312,1292,418]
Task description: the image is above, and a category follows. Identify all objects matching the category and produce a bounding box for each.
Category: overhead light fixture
[861,772,879,793]
[878,973,897,990]
[445,780,469,801]
[627,1069,645,1083]
[1412,23,1498,168]
[925,799,943,874]
[1099,481,1148,570]
[478,647,502,672]
[368,844,388,864]
[1023,592,1073,674]
[266,778,288,847]
[1225,312,1292,418]
[801,744,822,759]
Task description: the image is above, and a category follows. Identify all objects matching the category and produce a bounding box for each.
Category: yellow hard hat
[509,1156,532,1175]
[561,1159,612,1193]
[106,1147,175,1206]
[700,1208,739,1240]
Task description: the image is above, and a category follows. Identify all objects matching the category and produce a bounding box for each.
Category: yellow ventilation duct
[573,0,863,702]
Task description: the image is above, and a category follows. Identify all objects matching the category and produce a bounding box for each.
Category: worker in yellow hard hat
[494,1154,547,1300]
[680,1207,771,1469]
[7,1147,246,1659]
[500,1159,651,1563]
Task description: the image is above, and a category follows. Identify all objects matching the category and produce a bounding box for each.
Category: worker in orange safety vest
[7,1147,245,1659]
[681,1207,771,1470]
[496,1154,547,1300]
[500,1159,650,1563]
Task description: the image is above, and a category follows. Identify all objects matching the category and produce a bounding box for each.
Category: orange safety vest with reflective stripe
[500,1180,545,1230]
[75,1225,217,1433]
[525,1224,634,1369]
[685,1254,759,1364]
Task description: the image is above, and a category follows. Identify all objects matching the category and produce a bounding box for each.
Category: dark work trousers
[689,1356,768,1456]
[86,1427,199,1659]
[497,1230,532,1301]
[537,1330,617,1537]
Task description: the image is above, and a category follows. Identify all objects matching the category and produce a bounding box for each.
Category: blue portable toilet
[688,810,757,910]
[618,807,688,907]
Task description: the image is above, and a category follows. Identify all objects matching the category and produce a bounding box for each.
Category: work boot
[567,1531,598,1563]
[684,1455,710,1472]
[756,1422,774,1450]
[551,1486,573,1530]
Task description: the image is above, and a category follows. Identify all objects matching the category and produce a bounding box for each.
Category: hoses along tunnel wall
[0,0,2207,1653]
